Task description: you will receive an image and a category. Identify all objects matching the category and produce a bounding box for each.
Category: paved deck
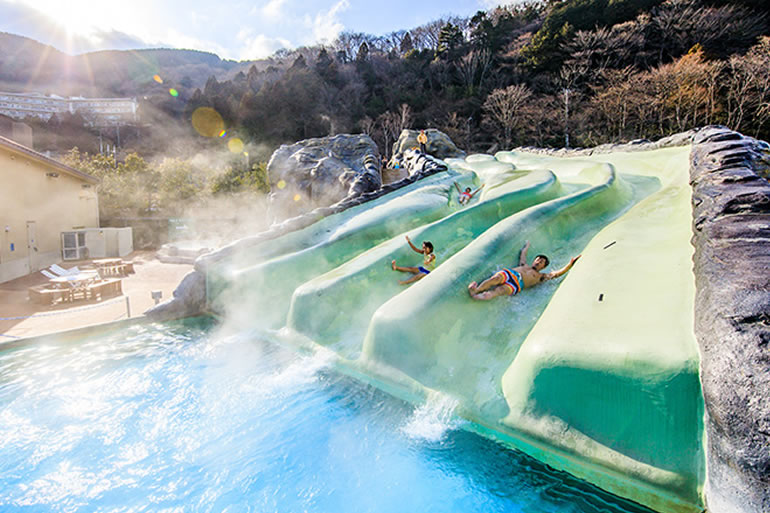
[0,251,193,341]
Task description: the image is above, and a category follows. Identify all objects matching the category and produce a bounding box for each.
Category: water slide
[206,146,703,513]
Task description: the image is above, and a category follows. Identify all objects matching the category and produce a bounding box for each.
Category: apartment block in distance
[0,92,138,126]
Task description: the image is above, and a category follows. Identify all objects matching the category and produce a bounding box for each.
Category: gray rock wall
[518,126,770,512]
[689,127,770,513]
[144,270,207,322]
[391,128,466,160]
[266,133,382,218]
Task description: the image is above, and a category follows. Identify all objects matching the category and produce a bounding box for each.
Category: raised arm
[519,240,531,266]
[542,255,581,281]
[405,235,422,254]
[469,183,485,198]
[454,182,462,194]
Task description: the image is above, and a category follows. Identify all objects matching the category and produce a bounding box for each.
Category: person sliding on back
[392,235,436,285]
[454,182,485,205]
[468,240,580,300]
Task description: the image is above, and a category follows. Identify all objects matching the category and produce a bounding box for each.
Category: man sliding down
[468,240,581,300]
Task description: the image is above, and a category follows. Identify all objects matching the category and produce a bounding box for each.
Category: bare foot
[391,260,396,270]
[468,281,478,295]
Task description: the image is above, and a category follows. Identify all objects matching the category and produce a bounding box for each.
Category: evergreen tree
[437,23,464,62]
[356,41,370,63]
[400,32,414,55]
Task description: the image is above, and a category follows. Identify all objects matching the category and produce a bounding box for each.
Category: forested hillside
[181,0,770,153]
[3,0,769,224]
[2,0,768,155]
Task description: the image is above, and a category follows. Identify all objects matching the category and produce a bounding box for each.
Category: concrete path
[0,251,192,340]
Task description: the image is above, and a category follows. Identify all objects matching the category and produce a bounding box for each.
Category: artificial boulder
[266,133,381,218]
[690,126,770,513]
[144,270,207,321]
[391,128,466,160]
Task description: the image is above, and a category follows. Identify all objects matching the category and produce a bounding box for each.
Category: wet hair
[423,241,434,253]
[465,187,471,193]
[535,254,549,267]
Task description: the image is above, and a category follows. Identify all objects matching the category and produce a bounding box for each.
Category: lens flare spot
[227,138,244,153]
[169,88,179,97]
[153,74,163,84]
[293,194,301,202]
[218,130,227,138]
[277,180,286,189]
[191,107,224,137]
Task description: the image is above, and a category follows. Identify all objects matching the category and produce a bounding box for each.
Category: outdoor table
[49,271,100,287]
[49,271,100,301]
[92,258,122,266]
[92,258,125,277]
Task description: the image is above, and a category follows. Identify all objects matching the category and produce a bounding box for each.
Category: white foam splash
[262,350,335,391]
[400,392,460,442]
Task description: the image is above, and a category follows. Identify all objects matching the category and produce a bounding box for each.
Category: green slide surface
[208,146,704,513]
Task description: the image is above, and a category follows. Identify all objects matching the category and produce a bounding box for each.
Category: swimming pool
[0,319,653,512]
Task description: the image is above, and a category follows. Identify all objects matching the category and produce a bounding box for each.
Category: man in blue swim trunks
[468,240,580,300]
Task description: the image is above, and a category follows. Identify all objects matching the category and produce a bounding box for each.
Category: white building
[0,92,138,127]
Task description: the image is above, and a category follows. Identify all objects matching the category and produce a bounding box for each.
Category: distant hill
[0,32,266,98]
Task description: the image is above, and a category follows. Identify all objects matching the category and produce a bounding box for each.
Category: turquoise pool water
[0,319,653,513]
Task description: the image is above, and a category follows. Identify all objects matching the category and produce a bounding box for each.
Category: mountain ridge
[0,31,264,98]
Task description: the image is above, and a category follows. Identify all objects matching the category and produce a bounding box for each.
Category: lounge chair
[50,264,78,276]
[41,269,59,280]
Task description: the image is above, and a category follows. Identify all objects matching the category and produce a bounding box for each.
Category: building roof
[0,135,99,184]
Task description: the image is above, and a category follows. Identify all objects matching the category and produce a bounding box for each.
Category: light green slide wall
[207,146,704,513]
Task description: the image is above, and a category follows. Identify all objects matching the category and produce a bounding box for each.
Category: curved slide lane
[207,146,704,513]
[286,169,562,356]
[360,162,635,412]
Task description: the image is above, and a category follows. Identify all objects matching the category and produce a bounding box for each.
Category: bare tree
[398,103,412,131]
[377,111,403,157]
[333,32,376,62]
[650,0,768,61]
[591,67,636,141]
[457,49,493,96]
[380,30,408,54]
[411,16,467,52]
[360,116,376,136]
[725,36,770,137]
[483,84,534,148]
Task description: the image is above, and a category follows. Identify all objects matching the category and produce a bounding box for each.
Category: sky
[0,0,504,61]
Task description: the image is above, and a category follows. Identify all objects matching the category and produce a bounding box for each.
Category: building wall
[0,147,99,283]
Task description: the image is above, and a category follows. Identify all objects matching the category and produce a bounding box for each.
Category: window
[61,231,88,260]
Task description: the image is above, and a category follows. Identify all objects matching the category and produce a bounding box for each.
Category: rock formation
[266,133,381,218]
[391,128,466,161]
[689,126,770,513]
[144,270,206,322]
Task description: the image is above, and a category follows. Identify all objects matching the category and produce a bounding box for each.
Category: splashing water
[400,391,461,442]
[0,320,654,513]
